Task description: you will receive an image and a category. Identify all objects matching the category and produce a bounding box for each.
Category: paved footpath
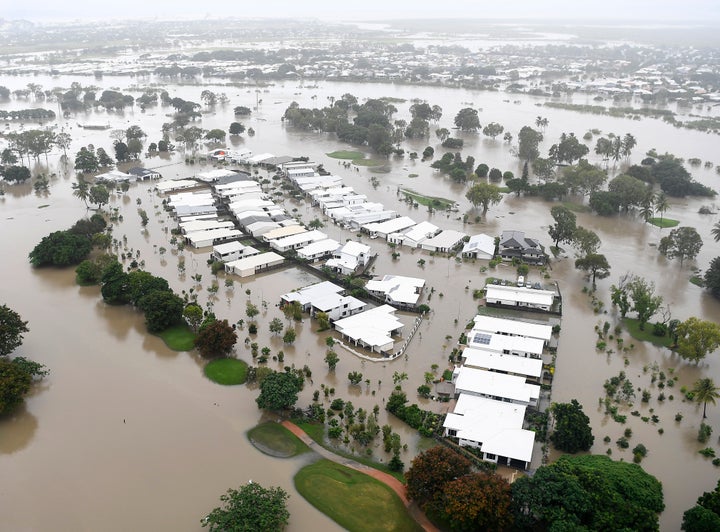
[282,420,439,532]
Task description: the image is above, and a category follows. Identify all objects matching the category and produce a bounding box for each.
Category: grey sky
[5,0,720,22]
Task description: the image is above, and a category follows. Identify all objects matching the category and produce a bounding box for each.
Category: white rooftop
[363,216,416,235]
[334,305,403,351]
[226,251,283,271]
[462,234,495,255]
[281,281,344,307]
[443,394,535,463]
[196,169,239,182]
[366,275,425,306]
[466,330,544,356]
[421,229,467,249]
[185,228,242,245]
[156,179,201,193]
[336,241,371,257]
[401,221,439,242]
[297,239,340,257]
[454,366,540,405]
[180,219,234,233]
[485,284,555,307]
[471,315,553,342]
[272,229,327,248]
[213,241,246,255]
[462,347,543,378]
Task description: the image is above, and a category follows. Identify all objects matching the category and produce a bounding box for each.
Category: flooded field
[2,76,720,530]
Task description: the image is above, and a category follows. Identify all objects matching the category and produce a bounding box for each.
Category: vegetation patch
[247,422,309,457]
[648,217,679,228]
[561,201,592,213]
[690,276,705,287]
[294,459,421,532]
[622,318,674,348]
[156,323,196,351]
[353,158,385,167]
[326,150,365,160]
[400,188,455,210]
[204,358,248,385]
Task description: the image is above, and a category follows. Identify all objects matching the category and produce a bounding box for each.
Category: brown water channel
[2,76,720,530]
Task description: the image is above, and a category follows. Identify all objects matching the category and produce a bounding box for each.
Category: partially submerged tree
[202,482,289,532]
[675,317,720,364]
[549,399,594,453]
[658,226,703,266]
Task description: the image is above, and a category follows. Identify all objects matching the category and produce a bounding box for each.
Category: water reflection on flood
[1,76,720,530]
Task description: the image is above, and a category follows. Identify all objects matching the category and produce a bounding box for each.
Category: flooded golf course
[2,75,720,530]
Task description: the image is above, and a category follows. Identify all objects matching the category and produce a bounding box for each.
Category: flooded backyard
[2,75,720,530]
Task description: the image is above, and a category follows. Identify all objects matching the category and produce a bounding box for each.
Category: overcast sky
[5,0,720,23]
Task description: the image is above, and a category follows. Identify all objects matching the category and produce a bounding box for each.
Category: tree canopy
[676,317,720,364]
[682,480,720,532]
[549,399,594,453]
[704,257,720,298]
[195,319,238,358]
[405,445,472,507]
[29,230,93,267]
[465,182,502,215]
[548,206,577,248]
[518,126,542,162]
[255,370,303,410]
[0,304,29,356]
[202,482,289,532]
[453,108,480,131]
[511,454,664,531]
[658,227,703,266]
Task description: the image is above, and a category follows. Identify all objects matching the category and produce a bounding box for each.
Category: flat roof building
[453,365,540,406]
[225,252,284,278]
[333,305,404,354]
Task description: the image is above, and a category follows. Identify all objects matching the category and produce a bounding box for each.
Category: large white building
[471,315,553,344]
[366,275,425,310]
[325,241,372,275]
[333,305,404,354]
[225,252,284,277]
[280,281,366,322]
[461,234,495,260]
[485,284,556,312]
[443,394,535,469]
[452,365,540,407]
[461,347,543,383]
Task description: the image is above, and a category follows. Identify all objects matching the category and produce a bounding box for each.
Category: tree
[488,168,502,182]
[195,319,238,358]
[0,304,29,356]
[255,370,303,410]
[348,371,363,385]
[575,254,611,286]
[282,328,296,344]
[453,108,480,131]
[531,157,555,181]
[712,222,720,243]
[126,139,143,159]
[658,227,703,266]
[234,106,251,116]
[315,311,330,331]
[324,350,339,370]
[465,183,502,215]
[704,257,720,298]
[269,318,284,335]
[474,163,489,178]
[682,480,720,532]
[202,482,289,532]
[428,472,513,532]
[589,190,621,215]
[629,277,663,330]
[482,122,504,139]
[676,317,720,364]
[511,455,664,531]
[549,133,589,165]
[405,446,472,507]
[0,357,32,415]
[548,206,577,248]
[549,399,594,453]
[114,141,129,162]
[206,129,226,143]
[608,174,649,212]
[1,165,31,183]
[139,290,184,333]
[692,378,720,419]
[88,184,109,210]
[126,125,145,140]
[654,192,670,223]
[229,122,245,135]
[29,230,92,267]
[127,271,170,307]
[246,302,260,321]
[518,126,542,162]
[73,177,90,208]
[183,304,204,332]
[571,226,601,257]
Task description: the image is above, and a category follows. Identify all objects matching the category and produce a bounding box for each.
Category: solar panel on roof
[473,333,492,345]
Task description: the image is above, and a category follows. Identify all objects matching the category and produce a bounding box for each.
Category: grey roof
[215,172,253,185]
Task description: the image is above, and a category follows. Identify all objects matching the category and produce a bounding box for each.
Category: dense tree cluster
[29,215,106,267]
[255,369,304,410]
[202,482,289,531]
[195,319,238,358]
[511,455,664,531]
[611,274,663,330]
[549,399,594,453]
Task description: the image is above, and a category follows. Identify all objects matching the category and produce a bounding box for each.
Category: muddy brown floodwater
[1,76,720,530]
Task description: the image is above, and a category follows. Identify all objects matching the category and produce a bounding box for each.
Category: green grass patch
[353,158,385,167]
[294,421,405,482]
[294,460,421,532]
[204,358,248,385]
[561,201,592,213]
[326,150,365,160]
[622,318,674,348]
[690,276,705,287]
[649,217,679,228]
[247,422,309,457]
[156,323,196,351]
[496,186,511,193]
[401,188,455,210]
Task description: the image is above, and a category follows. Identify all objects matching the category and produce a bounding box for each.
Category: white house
[362,216,416,240]
[155,179,199,193]
[225,252,284,277]
[180,219,235,234]
[461,234,495,259]
[185,228,242,248]
[471,315,553,344]
[297,239,340,261]
[366,275,425,310]
[388,221,439,247]
[270,230,328,253]
[420,229,467,253]
[452,365,540,407]
[128,167,162,181]
[280,281,366,321]
[94,169,133,184]
[325,241,372,275]
[333,305,404,354]
[485,284,556,312]
[212,241,259,262]
[262,225,307,242]
[443,393,535,469]
[466,329,544,359]
[196,169,239,183]
[461,347,543,383]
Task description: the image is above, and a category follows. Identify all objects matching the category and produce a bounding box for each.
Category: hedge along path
[281,421,438,532]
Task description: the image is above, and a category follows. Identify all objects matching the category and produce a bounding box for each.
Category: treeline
[386,388,441,437]
[0,109,56,121]
[28,214,108,267]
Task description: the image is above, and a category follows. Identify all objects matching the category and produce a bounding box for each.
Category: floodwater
[2,75,720,531]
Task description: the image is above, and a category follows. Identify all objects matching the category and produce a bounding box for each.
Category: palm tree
[621,133,636,160]
[712,221,720,242]
[72,177,90,209]
[692,378,720,418]
[654,192,669,224]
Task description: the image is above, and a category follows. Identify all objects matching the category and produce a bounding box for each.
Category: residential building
[325,241,372,275]
[333,305,404,354]
[366,274,425,310]
[461,347,543,383]
[461,234,495,259]
[498,230,545,264]
[225,252,284,277]
[297,239,340,261]
[212,241,259,262]
[452,365,540,407]
[485,284,556,312]
[420,229,467,253]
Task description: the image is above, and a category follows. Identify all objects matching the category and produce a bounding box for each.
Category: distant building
[127,167,161,181]
[366,274,425,310]
[498,230,545,264]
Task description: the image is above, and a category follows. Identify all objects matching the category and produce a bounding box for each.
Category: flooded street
[2,76,720,530]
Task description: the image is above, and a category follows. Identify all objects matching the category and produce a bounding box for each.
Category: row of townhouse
[443,314,554,470]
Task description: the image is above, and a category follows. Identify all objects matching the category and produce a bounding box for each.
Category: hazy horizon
[4,0,720,24]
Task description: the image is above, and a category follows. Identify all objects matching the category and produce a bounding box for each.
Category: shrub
[699,423,713,443]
